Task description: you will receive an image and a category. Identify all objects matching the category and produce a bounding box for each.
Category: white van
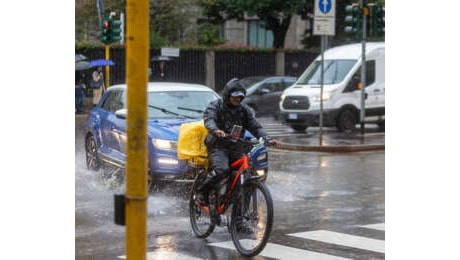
[279,42,385,132]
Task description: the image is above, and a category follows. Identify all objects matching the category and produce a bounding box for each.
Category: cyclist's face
[229,95,243,106]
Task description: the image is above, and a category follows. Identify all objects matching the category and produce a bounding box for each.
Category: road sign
[313,0,336,36]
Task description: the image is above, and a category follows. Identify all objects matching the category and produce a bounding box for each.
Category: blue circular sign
[319,0,332,14]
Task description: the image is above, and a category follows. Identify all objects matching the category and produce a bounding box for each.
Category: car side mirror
[115,108,127,119]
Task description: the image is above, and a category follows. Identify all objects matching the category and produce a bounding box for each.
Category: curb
[275,143,385,153]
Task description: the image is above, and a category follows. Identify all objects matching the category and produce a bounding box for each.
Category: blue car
[84,82,220,184]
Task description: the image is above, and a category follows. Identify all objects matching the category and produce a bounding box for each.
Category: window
[297,60,357,85]
[344,60,376,92]
[101,90,125,112]
[247,20,273,48]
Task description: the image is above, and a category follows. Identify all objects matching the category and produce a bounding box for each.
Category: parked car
[84,82,220,185]
[237,76,297,118]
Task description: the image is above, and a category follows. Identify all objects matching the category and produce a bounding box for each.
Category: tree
[196,0,306,49]
[76,0,201,47]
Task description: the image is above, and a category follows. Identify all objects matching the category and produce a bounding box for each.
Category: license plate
[288,113,298,120]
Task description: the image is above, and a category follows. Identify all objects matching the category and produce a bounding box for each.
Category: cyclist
[197,78,281,230]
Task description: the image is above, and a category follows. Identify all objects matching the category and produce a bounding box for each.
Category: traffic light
[101,19,110,44]
[375,6,385,37]
[344,4,361,38]
[369,4,385,38]
[109,19,122,43]
[100,17,121,44]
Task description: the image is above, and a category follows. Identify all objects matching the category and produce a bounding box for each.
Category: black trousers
[206,147,241,188]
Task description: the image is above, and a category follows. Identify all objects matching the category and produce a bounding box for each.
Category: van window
[297,60,356,85]
[344,60,376,92]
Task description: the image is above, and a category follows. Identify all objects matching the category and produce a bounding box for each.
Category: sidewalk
[257,117,385,152]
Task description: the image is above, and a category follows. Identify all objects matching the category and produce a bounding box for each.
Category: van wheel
[337,110,357,133]
[291,125,308,132]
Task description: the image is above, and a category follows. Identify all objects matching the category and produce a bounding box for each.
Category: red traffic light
[104,20,110,29]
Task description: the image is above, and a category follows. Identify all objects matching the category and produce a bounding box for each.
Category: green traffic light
[109,20,122,43]
[344,4,361,38]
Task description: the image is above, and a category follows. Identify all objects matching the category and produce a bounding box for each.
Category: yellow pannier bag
[177,120,210,168]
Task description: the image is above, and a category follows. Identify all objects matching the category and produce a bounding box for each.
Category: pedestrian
[75,72,86,114]
[196,78,281,231]
[90,66,106,106]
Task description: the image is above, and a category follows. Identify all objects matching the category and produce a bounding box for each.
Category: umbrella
[89,59,115,67]
[75,54,88,62]
[151,56,173,62]
[75,60,90,71]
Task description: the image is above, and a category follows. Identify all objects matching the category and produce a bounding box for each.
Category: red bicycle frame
[215,155,249,213]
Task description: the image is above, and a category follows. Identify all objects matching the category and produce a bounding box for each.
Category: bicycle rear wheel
[189,183,215,238]
[230,182,273,257]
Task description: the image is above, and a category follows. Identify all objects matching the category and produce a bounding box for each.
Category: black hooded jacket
[203,79,267,148]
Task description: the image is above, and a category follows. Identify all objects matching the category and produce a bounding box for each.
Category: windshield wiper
[148,104,195,119]
[177,106,204,113]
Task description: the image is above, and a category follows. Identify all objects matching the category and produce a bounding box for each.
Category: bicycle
[188,134,274,257]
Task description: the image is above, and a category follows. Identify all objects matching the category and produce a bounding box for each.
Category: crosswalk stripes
[118,251,202,260]
[360,223,385,231]
[128,223,385,259]
[288,230,385,254]
[209,240,350,260]
[209,222,385,258]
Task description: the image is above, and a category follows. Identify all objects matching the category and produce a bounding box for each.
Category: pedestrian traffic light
[344,4,361,38]
[101,19,110,44]
[109,19,122,43]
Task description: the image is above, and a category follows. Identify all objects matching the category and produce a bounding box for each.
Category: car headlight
[313,92,331,102]
[280,94,285,102]
[152,138,177,150]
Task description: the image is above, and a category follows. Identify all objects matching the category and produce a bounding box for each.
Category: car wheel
[337,109,357,133]
[291,125,308,132]
[85,134,101,171]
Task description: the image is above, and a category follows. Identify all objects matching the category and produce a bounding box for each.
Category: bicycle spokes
[230,182,273,257]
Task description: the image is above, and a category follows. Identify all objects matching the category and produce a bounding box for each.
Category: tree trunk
[266,15,292,49]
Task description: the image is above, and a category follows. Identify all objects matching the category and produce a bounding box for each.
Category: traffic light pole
[105,44,110,88]
[360,0,367,135]
[125,0,149,259]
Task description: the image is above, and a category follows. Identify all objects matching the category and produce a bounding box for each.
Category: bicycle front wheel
[230,181,273,257]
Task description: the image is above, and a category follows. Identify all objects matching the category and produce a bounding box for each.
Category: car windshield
[296,59,356,85]
[147,91,217,119]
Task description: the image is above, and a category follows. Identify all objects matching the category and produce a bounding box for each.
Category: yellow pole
[126,0,149,259]
[105,44,110,88]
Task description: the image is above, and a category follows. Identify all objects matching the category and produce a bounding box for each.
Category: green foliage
[150,32,170,49]
[197,23,226,47]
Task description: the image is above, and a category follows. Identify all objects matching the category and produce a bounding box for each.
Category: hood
[147,118,196,140]
[222,78,246,103]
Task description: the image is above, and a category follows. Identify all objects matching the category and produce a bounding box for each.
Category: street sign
[313,0,336,36]
[161,48,180,57]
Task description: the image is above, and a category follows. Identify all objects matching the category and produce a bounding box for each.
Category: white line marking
[360,223,385,231]
[118,251,202,260]
[209,240,350,260]
[288,230,385,253]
